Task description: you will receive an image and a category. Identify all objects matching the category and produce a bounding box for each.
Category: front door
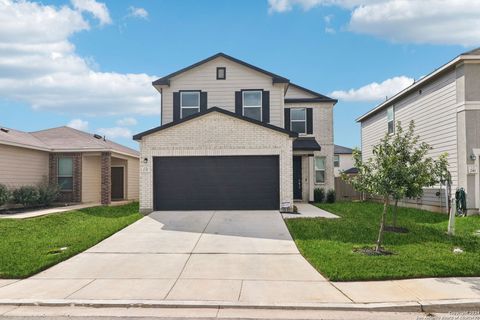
[293,156,302,200]
[111,167,124,200]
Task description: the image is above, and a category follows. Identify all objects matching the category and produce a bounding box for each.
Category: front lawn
[286,201,480,281]
[0,202,142,278]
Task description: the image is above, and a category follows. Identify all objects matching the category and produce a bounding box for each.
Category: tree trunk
[375,197,389,252]
[392,199,398,228]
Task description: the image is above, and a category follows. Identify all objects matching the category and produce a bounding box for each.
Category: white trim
[242,90,262,122]
[290,108,307,135]
[472,148,480,209]
[180,91,200,119]
[111,164,126,200]
[356,55,470,122]
[0,140,50,152]
[387,105,395,135]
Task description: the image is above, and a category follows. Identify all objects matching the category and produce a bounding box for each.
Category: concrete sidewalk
[0,210,478,312]
[0,203,99,219]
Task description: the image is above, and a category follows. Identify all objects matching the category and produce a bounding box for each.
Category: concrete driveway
[0,210,349,304]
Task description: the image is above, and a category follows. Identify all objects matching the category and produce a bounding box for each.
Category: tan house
[357,48,480,213]
[334,145,355,177]
[134,53,336,213]
[0,126,139,205]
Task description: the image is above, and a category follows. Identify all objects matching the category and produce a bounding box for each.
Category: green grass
[285,201,480,281]
[0,202,142,278]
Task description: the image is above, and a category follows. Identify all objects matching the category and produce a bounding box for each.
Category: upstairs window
[243,91,262,121]
[58,157,73,191]
[387,106,395,134]
[180,91,200,118]
[290,108,306,134]
[334,155,340,167]
[216,67,226,80]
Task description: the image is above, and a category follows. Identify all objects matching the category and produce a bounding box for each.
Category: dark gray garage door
[153,156,279,210]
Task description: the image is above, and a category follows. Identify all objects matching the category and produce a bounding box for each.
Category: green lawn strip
[285,201,480,281]
[0,202,142,278]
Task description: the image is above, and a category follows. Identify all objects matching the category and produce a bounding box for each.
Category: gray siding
[361,69,458,210]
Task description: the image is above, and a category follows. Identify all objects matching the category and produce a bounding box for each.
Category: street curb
[0,299,478,313]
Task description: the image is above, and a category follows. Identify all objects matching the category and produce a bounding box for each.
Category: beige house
[0,126,139,205]
[334,145,355,177]
[134,53,336,213]
[357,48,480,213]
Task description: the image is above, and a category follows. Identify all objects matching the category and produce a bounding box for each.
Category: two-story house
[357,48,480,213]
[133,53,336,213]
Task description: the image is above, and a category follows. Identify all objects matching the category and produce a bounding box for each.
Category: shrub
[0,184,10,206]
[12,186,40,208]
[314,188,325,203]
[37,181,60,206]
[326,189,336,203]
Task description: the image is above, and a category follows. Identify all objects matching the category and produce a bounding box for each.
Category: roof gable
[133,107,298,140]
[152,53,290,86]
[285,83,337,103]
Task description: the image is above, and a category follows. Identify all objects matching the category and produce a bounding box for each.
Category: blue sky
[0,0,477,149]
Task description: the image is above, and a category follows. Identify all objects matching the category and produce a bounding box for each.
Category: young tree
[389,121,449,230]
[344,120,448,251]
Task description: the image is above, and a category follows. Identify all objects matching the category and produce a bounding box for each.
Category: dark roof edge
[289,83,336,102]
[152,53,290,86]
[133,107,298,140]
[292,137,321,151]
[285,98,337,103]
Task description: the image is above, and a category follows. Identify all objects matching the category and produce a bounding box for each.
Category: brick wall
[101,152,111,205]
[139,112,294,213]
[49,153,82,203]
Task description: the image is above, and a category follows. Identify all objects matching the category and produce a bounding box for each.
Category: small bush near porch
[285,201,480,281]
[0,202,141,278]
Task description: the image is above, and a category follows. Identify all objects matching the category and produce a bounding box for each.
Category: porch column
[101,152,111,205]
[308,156,314,202]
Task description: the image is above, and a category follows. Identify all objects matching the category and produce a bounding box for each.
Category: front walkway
[283,203,339,219]
[0,203,99,219]
[0,210,478,311]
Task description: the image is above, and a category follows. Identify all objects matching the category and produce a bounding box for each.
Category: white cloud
[268,0,480,46]
[97,127,132,139]
[116,117,137,126]
[0,0,159,116]
[71,0,112,25]
[67,118,89,131]
[330,76,414,102]
[128,6,148,19]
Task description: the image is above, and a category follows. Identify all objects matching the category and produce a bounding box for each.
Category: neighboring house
[0,126,139,205]
[357,48,480,213]
[334,144,355,177]
[134,53,336,213]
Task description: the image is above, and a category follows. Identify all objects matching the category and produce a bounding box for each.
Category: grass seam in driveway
[285,201,480,281]
[0,202,142,279]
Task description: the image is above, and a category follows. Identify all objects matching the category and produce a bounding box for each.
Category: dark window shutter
[284,108,291,130]
[200,92,208,112]
[173,92,180,121]
[262,91,270,123]
[235,91,242,115]
[306,108,313,134]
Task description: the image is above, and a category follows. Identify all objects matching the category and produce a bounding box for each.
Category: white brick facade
[139,112,294,213]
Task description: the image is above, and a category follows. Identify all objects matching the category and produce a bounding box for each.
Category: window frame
[314,156,326,184]
[180,91,201,119]
[242,90,263,122]
[333,154,340,167]
[290,108,307,135]
[216,67,226,80]
[387,106,395,135]
[57,156,73,191]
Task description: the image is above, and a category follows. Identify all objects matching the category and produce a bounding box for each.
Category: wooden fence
[334,177,363,201]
